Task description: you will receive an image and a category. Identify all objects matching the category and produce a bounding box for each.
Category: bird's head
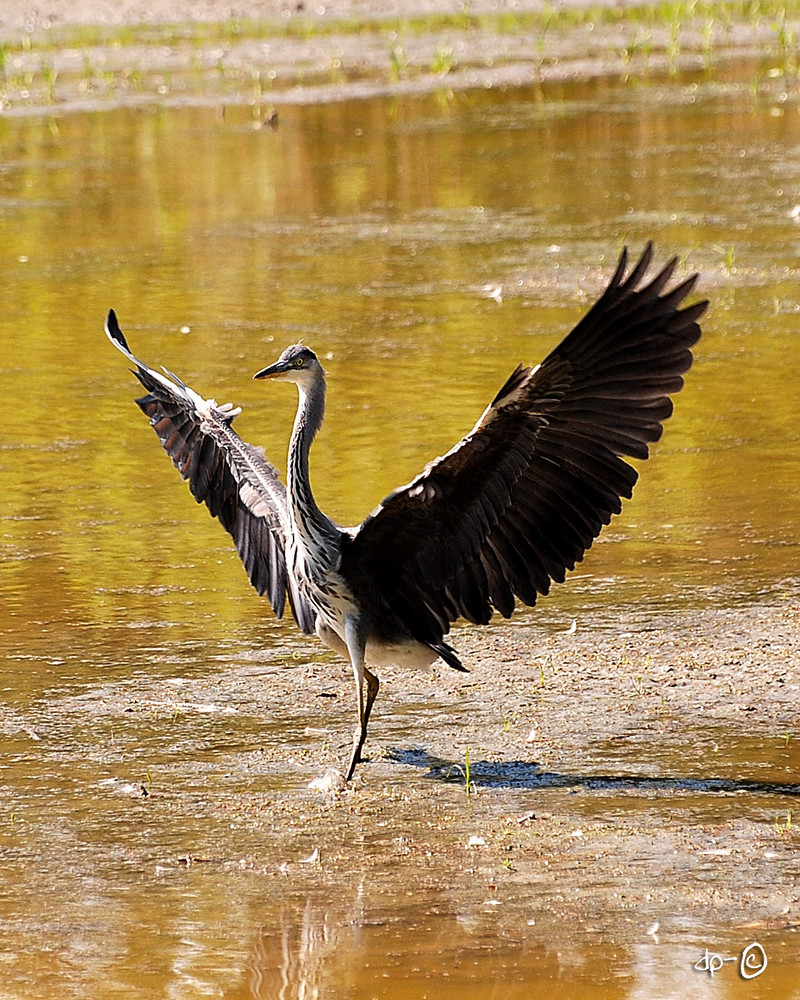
[253,345,323,387]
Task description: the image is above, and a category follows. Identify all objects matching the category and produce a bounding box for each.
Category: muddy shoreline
[10,595,799,991]
[72,600,800,939]
[0,0,796,116]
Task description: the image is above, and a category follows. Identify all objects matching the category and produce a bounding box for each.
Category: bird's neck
[287,376,329,544]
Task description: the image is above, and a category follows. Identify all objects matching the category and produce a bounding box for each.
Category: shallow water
[2,59,800,997]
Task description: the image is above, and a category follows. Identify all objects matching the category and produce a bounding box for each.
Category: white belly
[364,639,439,670]
[315,618,437,670]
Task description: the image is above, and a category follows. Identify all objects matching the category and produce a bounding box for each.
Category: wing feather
[105,310,315,634]
[341,244,706,650]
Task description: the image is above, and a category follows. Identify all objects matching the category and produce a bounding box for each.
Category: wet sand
[89,599,800,944]
[0,0,794,114]
[0,0,706,29]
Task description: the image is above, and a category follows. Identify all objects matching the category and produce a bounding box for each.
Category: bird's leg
[346,669,380,781]
[361,667,380,740]
[343,617,379,781]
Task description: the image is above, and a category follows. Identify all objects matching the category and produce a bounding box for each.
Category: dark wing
[105,310,315,634]
[341,243,706,650]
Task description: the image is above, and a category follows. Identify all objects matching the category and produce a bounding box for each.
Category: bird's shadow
[386,747,800,798]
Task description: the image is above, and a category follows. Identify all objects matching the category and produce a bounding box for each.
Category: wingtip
[609,244,629,289]
[105,308,131,353]
[622,241,655,289]
[610,240,656,288]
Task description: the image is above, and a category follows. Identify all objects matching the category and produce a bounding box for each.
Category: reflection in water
[237,887,784,1000]
[247,897,348,1000]
[241,890,567,1000]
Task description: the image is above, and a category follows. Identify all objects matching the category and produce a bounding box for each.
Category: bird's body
[106,244,706,780]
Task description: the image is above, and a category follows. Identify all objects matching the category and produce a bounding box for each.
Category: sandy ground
[0,0,653,31]
[0,0,792,115]
[79,599,800,944]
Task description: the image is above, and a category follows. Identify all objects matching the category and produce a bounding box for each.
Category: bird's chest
[288,535,354,628]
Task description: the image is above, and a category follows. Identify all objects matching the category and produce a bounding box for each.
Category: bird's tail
[428,641,467,672]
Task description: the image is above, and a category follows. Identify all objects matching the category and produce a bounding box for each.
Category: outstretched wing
[105,311,315,634]
[342,244,706,649]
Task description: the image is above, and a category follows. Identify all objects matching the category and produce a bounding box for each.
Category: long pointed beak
[253,360,288,380]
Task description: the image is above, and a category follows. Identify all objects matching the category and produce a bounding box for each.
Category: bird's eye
[294,358,304,368]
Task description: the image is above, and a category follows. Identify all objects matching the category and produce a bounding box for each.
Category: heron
[105,243,705,781]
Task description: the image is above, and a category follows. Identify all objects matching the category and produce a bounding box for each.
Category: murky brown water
[2,57,800,997]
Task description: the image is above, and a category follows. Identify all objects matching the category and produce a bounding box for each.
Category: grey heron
[105,244,705,781]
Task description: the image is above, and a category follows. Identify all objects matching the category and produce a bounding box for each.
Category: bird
[105,243,706,782]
